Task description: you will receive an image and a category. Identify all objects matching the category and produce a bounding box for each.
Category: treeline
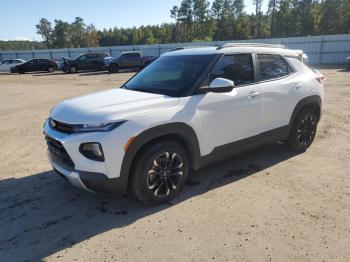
[1,0,349,51]
[0,40,45,51]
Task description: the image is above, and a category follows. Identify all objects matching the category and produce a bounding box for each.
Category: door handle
[248,91,260,99]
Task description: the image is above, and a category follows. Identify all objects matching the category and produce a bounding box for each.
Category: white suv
[44,44,325,205]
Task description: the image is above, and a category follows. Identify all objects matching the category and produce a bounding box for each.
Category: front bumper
[50,158,128,195]
[43,120,132,195]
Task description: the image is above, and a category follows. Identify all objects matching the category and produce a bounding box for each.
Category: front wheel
[69,66,77,73]
[108,64,119,73]
[285,108,318,153]
[130,141,190,205]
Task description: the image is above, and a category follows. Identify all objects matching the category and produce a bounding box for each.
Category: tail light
[315,75,326,85]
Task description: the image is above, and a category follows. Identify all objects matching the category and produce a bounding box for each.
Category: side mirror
[201,78,235,93]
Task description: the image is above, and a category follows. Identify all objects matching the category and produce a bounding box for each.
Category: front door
[197,54,262,156]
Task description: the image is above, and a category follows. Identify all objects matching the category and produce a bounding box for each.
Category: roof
[163,44,300,57]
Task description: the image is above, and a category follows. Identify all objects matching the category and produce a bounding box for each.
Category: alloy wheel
[147,152,184,197]
[297,113,317,147]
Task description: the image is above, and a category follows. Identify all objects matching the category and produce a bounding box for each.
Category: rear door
[254,54,299,132]
[26,59,39,72]
[38,59,50,70]
[129,53,142,67]
[90,54,104,69]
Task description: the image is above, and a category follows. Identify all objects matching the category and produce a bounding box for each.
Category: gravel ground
[0,69,349,262]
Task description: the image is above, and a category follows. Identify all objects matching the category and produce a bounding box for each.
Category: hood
[63,57,73,65]
[51,88,179,124]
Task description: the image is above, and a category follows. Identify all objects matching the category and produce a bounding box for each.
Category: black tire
[48,66,55,73]
[108,64,119,73]
[18,69,25,74]
[285,108,318,153]
[130,140,190,205]
[70,66,78,73]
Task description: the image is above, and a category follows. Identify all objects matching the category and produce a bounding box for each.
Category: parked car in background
[44,44,325,205]
[346,56,350,70]
[61,53,111,73]
[0,59,26,72]
[11,59,58,74]
[106,51,157,73]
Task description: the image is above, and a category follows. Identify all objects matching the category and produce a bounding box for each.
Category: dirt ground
[0,69,349,262]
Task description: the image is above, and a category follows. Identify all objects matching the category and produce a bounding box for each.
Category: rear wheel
[130,140,190,205]
[18,69,25,74]
[285,108,318,153]
[108,64,119,73]
[48,66,55,73]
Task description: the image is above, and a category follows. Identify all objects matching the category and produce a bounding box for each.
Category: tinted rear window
[258,54,291,81]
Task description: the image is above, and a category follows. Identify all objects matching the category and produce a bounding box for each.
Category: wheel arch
[119,122,202,194]
[289,95,322,127]
[110,62,120,68]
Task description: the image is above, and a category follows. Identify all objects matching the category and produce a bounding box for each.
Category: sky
[0,0,258,41]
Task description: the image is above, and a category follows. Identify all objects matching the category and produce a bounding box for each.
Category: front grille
[46,136,75,170]
[50,119,74,133]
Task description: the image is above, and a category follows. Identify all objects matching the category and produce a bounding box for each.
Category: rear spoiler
[294,50,309,63]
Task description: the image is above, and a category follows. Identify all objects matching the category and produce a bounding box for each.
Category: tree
[70,17,86,47]
[193,0,211,39]
[85,24,99,47]
[253,0,263,38]
[3,0,350,51]
[267,0,278,36]
[320,0,343,34]
[211,0,236,40]
[52,20,71,48]
[36,18,52,48]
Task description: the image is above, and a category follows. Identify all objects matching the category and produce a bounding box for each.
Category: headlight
[73,121,126,132]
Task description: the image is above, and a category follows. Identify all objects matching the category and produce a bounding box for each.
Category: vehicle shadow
[337,68,349,72]
[0,142,297,261]
[31,72,68,76]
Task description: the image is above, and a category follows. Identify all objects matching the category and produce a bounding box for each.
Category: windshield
[124,54,216,97]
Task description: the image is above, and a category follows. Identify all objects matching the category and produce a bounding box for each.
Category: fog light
[79,143,105,162]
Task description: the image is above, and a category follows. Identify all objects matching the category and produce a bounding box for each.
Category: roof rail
[217,43,286,50]
[170,47,185,52]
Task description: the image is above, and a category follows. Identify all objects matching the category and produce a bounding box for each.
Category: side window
[78,55,87,61]
[209,54,254,86]
[258,54,291,81]
[131,53,140,59]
